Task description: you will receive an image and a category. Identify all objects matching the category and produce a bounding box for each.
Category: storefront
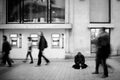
[1,0,120,59]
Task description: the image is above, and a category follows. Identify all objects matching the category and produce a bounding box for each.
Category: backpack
[44,39,48,48]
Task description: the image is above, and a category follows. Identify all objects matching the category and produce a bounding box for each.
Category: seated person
[72,52,88,69]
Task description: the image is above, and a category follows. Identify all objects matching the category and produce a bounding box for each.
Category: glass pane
[7,0,20,23]
[51,0,65,23]
[23,0,47,23]
[90,28,110,53]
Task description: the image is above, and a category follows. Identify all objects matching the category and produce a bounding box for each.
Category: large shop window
[7,0,65,23]
[90,0,111,23]
[90,28,110,53]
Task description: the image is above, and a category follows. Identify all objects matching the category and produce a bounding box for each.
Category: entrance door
[90,28,111,54]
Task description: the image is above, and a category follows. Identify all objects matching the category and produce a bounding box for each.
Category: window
[7,0,65,23]
[90,0,111,23]
[90,28,110,53]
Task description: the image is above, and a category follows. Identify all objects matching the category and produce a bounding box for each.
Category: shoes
[8,65,12,67]
[101,75,108,78]
[45,61,50,65]
[30,61,33,64]
[35,65,41,67]
[92,72,99,74]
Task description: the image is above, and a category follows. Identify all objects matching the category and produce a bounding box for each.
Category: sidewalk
[0,57,120,80]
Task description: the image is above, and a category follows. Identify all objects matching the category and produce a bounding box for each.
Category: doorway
[90,28,111,54]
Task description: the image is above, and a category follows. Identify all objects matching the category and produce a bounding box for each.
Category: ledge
[0,24,72,29]
[88,24,114,29]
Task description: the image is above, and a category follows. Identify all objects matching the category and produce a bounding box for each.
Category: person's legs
[42,54,50,64]
[5,52,12,67]
[1,54,6,65]
[23,52,29,62]
[101,58,108,77]
[29,52,33,63]
[37,50,42,66]
[72,63,80,69]
[26,52,30,60]
[6,56,12,67]
[92,57,101,74]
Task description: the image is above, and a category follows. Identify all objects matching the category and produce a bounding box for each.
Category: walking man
[1,35,12,67]
[37,31,50,66]
[92,27,111,78]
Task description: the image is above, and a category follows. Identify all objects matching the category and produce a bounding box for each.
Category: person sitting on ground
[72,52,88,69]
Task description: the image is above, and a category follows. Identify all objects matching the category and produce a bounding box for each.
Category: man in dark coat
[92,28,111,78]
[72,52,87,69]
[1,35,12,67]
[37,32,50,66]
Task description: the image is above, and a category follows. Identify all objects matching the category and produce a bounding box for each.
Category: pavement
[0,56,120,80]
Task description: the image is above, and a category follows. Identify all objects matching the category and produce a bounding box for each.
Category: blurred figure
[23,37,33,64]
[37,32,50,66]
[72,52,88,69]
[92,27,111,78]
[1,35,12,67]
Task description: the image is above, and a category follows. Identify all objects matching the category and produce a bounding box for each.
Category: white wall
[3,29,66,59]
[69,0,90,56]
[0,0,3,23]
[0,30,3,52]
[111,0,120,55]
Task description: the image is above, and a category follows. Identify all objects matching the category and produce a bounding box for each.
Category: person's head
[3,35,7,41]
[28,37,31,41]
[77,52,82,56]
[38,31,44,37]
[99,27,106,33]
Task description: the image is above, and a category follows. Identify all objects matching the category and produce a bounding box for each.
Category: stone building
[0,0,120,59]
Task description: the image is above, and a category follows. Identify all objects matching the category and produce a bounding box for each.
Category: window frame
[90,0,111,23]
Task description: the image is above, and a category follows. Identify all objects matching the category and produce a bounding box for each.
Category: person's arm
[74,56,78,64]
[82,55,85,63]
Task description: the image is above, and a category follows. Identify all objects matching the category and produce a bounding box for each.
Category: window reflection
[23,0,47,23]
[7,0,20,23]
[7,0,65,23]
[51,0,65,23]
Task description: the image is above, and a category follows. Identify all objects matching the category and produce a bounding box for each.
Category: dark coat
[38,36,48,51]
[96,32,111,58]
[74,54,85,64]
[2,41,11,53]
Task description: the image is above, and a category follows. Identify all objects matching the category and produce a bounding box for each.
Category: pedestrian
[37,31,50,66]
[1,35,12,67]
[72,52,88,69]
[23,37,33,64]
[92,27,111,78]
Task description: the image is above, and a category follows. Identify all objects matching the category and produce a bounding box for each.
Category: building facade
[0,0,120,59]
